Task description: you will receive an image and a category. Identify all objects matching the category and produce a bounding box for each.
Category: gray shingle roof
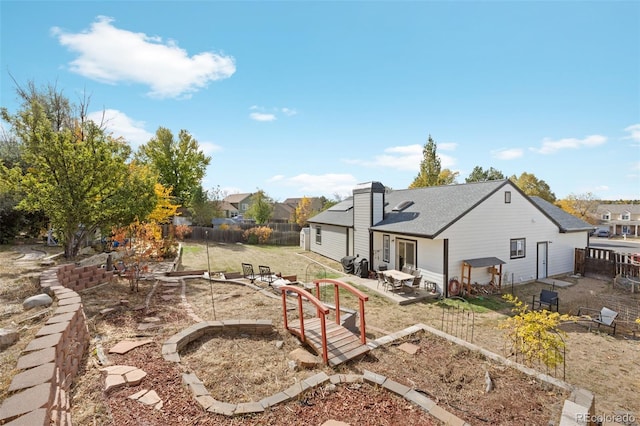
[310,180,592,236]
[371,180,508,237]
[529,196,593,232]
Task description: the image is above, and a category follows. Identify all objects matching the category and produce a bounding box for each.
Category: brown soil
[1,242,639,425]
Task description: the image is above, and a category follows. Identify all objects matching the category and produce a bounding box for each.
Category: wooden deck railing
[313,279,369,345]
[280,285,330,364]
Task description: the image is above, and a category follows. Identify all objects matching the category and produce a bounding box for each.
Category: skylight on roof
[328,204,353,212]
[392,200,413,211]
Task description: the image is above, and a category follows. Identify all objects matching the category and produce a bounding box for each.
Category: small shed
[461,257,506,295]
[300,227,310,251]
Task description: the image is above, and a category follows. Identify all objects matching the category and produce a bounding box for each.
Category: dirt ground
[1,242,639,425]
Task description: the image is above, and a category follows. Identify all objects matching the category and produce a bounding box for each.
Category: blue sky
[1,1,639,202]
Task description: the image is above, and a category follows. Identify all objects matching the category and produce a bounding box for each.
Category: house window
[602,213,610,220]
[621,212,630,220]
[315,226,322,245]
[510,238,525,259]
[504,191,511,204]
[383,235,390,263]
[241,203,249,211]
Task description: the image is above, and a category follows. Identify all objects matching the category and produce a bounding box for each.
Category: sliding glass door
[397,239,416,270]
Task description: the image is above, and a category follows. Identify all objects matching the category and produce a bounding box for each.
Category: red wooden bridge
[280,279,369,367]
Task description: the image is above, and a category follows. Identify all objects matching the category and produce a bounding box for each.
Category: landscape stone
[138,389,162,407]
[124,369,147,385]
[0,328,19,349]
[288,348,321,369]
[398,342,421,355]
[109,339,153,354]
[22,293,53,310]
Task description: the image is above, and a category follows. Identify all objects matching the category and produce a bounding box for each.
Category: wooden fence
[575,247,639,279]
[164,224,302,246]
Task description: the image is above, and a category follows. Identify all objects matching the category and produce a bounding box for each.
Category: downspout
[443,239,449,298]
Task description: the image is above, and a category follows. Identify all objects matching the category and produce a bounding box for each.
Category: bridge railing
[279,285,330,364]
[313,279,369,345]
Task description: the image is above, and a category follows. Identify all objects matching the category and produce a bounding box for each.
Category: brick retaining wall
[0,264,113,425]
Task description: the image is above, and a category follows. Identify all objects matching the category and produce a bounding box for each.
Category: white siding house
[309,180,592,296]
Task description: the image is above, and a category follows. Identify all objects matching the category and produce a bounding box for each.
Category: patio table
[383,269,415,291]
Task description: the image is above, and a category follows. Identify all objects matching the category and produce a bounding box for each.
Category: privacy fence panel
[164,224,302,246]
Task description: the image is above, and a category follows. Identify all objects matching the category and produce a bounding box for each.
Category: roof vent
[392,200,413,212]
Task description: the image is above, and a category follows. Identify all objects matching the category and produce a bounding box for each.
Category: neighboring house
[272,197,324,223]
[595,204,640,237]
[308,180,592,296]
[221,193,253,218]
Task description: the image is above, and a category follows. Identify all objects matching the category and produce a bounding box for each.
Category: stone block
[207,401,237,416]
[53,304,81,315]
[195,395,216,410]
[404,389,436,411]
[46,312,76,325]
[382,378,411,398]
[259,392,290,408]
[0,382,54,421]
[57,297,81,306]
[362,370,386,386]
[2,408,49,426]
[24,333,63,353]
[234,402,264,415]
[8,362,56,392]
[16,347,56,370]
[35,322,70,337]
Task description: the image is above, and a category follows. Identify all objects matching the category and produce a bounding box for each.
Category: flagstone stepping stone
[101,365,147,391]
[142,317,161,323]
[398,342,420,355]
[108,339,153,354]
[160,295,174,301]
[163,288,177,294]
[129,389,163,410]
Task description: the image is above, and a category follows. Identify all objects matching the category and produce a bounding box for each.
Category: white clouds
[492,148,523,160]
[249,105,297,122]
[87,109,153,148]
[52,16,235,98]
[344,144,457,171]
[270,173,358,198]
[530,135,607,155]
[198,141,223,156]
[623,124,640,142]
[249,112,277,122]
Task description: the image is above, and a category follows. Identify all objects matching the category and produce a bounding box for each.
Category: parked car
[596,229,610,237]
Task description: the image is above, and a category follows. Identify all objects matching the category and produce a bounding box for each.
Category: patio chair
[532,289,559,312]
[404,275,422,293]
[377,271,388,290]
[387,275,402,292]
[241,263,257,284]
[577,306,618,335]
[259,265,275,286]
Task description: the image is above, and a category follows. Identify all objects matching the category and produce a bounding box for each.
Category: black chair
[241,263,257,283]
[259,265,275,286]
[532,289,559,312]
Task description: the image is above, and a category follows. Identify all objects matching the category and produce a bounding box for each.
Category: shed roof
[463,257,506,268]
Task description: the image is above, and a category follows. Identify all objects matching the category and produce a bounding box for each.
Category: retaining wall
[0,264,113,425]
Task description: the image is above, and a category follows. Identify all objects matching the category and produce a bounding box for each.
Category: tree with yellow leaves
[147,183,180,224]
[499,294,573,370]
